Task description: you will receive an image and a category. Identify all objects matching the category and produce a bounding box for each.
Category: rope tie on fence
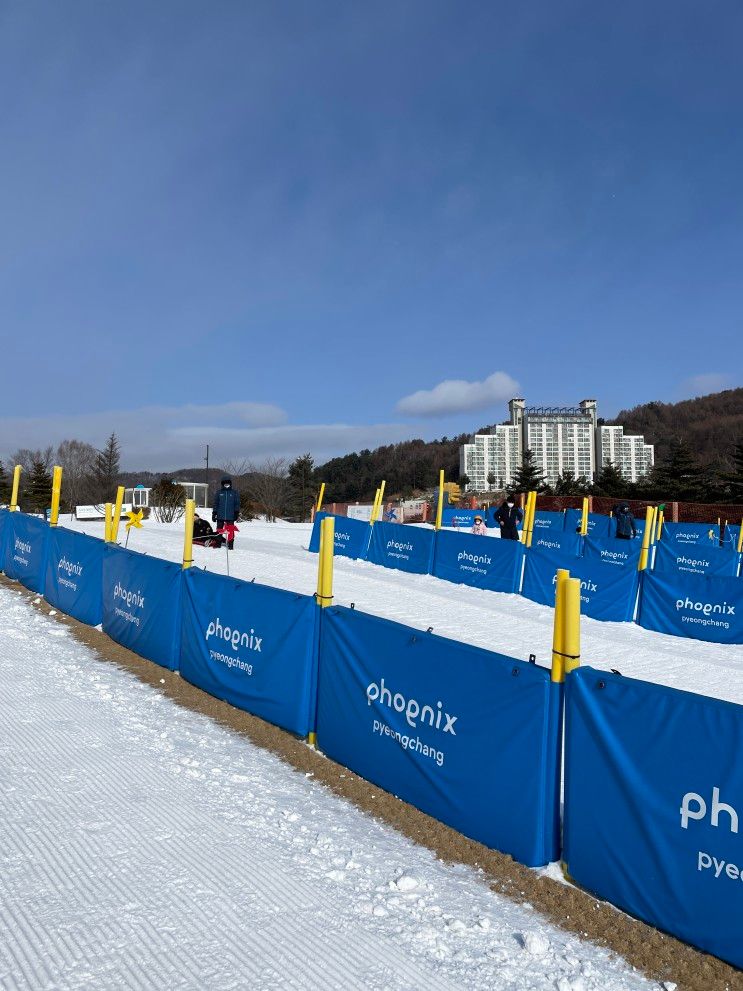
[551,649,580,661]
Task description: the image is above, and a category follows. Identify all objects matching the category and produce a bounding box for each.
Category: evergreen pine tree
[94,433,121,502]
[652,439,704,502]
[25,458,53,514]
[593,461,627,497]
[511,449,547,492]
[287,453,316,521]
[718,440,743,501]
[486,472,496,491]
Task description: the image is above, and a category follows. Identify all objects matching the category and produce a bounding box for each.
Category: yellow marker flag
[125,509,144,531]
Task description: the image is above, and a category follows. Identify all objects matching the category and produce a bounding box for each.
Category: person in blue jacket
[613,502,637,540]
[212,476,241,549]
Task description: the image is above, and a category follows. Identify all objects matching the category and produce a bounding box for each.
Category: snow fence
[3,511,743,963]
[308,513,742,643]
[563,667,743,972]
[315,606,562,868]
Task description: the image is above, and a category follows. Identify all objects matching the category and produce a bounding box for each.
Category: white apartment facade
[459,398,654,490]
[599,425,655,483]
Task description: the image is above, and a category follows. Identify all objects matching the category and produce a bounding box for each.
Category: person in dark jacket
[495,495,523,541]
[212,476,241,549]
[192,513,225,548]
[612,502,637,540]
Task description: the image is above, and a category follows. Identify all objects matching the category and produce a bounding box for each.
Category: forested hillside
[611,388,743,465]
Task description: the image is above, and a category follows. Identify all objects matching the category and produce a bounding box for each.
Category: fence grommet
[512,667,520,677]
[597,680,606,690]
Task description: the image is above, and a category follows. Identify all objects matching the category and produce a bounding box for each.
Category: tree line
[0,435,122,514]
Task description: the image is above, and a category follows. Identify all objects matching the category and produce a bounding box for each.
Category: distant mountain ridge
[609,388,743,466]
[121,389,743,499]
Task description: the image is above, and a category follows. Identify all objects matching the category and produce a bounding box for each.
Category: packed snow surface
[0,585,653,990]
[71,515,743,704]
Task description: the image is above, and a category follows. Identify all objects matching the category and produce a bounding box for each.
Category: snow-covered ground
[68,515,743,705]
[0,585,655,990]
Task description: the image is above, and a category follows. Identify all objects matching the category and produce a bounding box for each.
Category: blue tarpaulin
[3,513,49,592]
[531,511,566,533]
[564,667,743,970]
[529,531,582,557]
[440,508,480,529]
[522,547,640,622]
[663,522,720,545]
[308,512,371,560]
[432,530,525,593]
[316,606,562,866]
[638,570,743,644]
[582,535,642,569]
[180,568,317,736]
[102,545,183,669]
[654,539,740,578]
[367,521,436,575]
[45,527,104,626]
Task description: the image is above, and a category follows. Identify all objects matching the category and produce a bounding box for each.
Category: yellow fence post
[111,485,125,543]
[550,569,570,683]
[104,503,113,543]
[371,480,386,524]
[563,577,581,674]
[182,499,195,569]
[638,505,655,571]
[435,470,445,530]
[50,465,63,526]
[9,465,21,511]
[656,509,664,542]
[525,490,537,547]
[316,482,326,512]
[580,496,589,536]
[310,515,335,747]
[738,518,743,554]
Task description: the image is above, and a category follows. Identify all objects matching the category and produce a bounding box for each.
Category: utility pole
[204,445,209,487]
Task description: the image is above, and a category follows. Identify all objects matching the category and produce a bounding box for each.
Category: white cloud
[678,373,733,399]
[396,371,520,417]
[0,401,414,471]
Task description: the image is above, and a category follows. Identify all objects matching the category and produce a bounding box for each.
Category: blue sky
[1,1,741,469]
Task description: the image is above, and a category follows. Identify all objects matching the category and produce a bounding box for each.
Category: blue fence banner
[308,512,371,560]
[663,521,720,545]
[654,539,740,578]
[564,667,743,970]
[563,510,612,540]
[44,527,104,626]
[583,535,642,569]
[522,547,640,622]
[638,570,743,644]
[432,530,525,593]
[180,568,317,736]
[529,531,582,557]
[102,545,183,669]
[316,606,561,867]
[532,511,565,533]
[3,513,50,592]
[367,520,436,575]
[440,507,479,529]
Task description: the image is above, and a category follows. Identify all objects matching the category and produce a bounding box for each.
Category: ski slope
[69,515,743,705]
[0,585,654,990]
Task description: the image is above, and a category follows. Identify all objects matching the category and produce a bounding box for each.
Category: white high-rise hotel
[459,398,654,491]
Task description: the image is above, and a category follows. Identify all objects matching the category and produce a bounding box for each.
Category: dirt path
[5,575,740,991]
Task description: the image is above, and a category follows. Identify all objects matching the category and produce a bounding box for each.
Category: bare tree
[245,457,290,522]
[11,446,55,475]
[57,439,97,514]
[150,479,186,523]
